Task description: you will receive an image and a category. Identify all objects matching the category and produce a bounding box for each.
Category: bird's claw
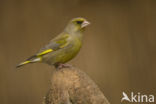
[56,64,73,69]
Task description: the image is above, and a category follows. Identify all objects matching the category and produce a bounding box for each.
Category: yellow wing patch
[21,61,31,65]
[37,49,53,56]
[59,42,68,48]
[16,60,31,67]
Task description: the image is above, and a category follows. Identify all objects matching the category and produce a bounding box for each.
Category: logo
[121,92,154,103]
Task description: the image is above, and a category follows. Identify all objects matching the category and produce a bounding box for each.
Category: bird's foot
[56,63,73,69]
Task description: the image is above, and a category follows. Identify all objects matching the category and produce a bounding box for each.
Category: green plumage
[16,17,90,68]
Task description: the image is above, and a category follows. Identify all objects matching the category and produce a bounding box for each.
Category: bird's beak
[81,20,90,28]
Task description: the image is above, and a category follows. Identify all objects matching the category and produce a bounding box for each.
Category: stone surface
[43,67,110,104]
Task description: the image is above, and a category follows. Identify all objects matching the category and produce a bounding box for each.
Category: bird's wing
[16,33,70,68]
[25,33,70,62]
[37,33,70,56]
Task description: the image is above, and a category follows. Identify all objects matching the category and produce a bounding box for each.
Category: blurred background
[0,0,156,104]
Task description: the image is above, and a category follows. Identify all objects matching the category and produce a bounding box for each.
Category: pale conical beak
[81,20,90,28]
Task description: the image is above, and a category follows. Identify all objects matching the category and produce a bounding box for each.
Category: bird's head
[65,17,90,33]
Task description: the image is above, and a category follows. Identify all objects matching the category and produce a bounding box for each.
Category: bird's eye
[76,21,83,24]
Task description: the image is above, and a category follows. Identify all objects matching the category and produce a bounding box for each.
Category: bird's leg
[55,63,73,69]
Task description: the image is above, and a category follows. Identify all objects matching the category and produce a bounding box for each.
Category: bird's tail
[16,55,41,68]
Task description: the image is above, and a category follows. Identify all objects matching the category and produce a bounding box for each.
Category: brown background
[0,0,156,104]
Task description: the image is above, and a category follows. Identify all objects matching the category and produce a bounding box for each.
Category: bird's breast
[62,37,82,63]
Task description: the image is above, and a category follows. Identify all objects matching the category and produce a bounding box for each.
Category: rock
[43,67,110,104]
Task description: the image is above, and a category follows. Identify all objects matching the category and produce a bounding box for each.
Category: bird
[16,17,90,69]
[121,92,131,102]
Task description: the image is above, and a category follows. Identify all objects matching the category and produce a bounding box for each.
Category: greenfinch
[16,17,90,68]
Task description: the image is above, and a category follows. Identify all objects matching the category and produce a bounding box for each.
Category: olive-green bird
[16,17,90,68]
